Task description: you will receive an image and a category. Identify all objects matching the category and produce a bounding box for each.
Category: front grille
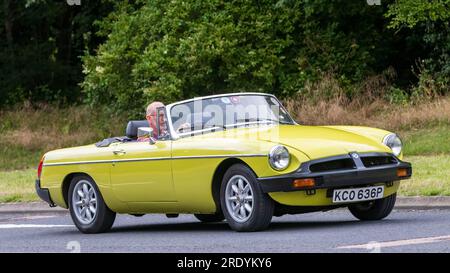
[361,155,397,168]
[309,159,355,173]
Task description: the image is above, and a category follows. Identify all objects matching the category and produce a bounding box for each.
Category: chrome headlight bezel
[268,145,290,171]
[383,133,403,156]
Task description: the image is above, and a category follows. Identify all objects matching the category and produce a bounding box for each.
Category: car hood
[258,125,390,159]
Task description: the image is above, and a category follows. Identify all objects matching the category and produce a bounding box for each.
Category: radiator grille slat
[308,155,397,173]
[361,156,397,167]
[309,159,355,172]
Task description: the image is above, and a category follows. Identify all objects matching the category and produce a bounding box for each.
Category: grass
[400,124,450,156]
[398,155,450,196]
[0,144,43,171]
[0,169,37,202]
[0,104,126,170]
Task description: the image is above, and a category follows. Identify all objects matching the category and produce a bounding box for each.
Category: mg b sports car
[36,93,412,233]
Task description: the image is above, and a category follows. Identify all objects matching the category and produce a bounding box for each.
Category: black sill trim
[35,179,56,207]
[258,152,412,193]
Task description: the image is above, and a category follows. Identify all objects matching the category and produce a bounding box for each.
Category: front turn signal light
[397,168,408,177]
[293,178,315,188]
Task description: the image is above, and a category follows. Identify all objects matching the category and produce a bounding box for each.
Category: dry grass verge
[0,104,126,170]
[285,96,450,132]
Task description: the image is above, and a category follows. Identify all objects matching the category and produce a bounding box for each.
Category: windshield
[169,94,295,136]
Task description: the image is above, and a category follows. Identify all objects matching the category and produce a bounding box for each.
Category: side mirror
[137,127,155,145]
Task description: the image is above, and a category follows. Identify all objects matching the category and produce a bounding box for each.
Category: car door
[110,140,175,202]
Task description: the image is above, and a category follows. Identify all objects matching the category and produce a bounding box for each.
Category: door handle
[113,149,126,155]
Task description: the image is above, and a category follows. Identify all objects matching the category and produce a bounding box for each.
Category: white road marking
[9,215,58,221]
[337,235,450,249]
[0,224,73,229]
[22,216,57,220]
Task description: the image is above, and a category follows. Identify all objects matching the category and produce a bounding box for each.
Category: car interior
[95,120,148,147]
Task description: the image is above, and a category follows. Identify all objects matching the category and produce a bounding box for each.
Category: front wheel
[68,175,116,233]
[220,164,274,232]
[348,193,397,221]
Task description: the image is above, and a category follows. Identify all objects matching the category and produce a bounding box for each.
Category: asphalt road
[0,209,449,253]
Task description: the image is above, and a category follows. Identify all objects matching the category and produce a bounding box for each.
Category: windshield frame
[166,92,297,139]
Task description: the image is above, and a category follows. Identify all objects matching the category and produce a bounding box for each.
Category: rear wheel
[348,193,397,221]
[220,164,274,232]
[194,213,224,223]
[68,175,116,233]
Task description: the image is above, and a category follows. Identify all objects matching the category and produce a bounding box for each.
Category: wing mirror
[137,127,156,145]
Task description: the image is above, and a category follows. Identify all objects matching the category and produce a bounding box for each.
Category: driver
[138,101,168,141]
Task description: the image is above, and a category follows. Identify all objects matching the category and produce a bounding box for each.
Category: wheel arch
[211,158,257,213]
[61,172,95,207]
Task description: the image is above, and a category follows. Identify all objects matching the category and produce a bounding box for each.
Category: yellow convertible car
[36,93,412,233]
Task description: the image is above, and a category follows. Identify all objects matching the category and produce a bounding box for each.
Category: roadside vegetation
[399,155,450,196]
[0,169,35,203]
[0,104,126,170]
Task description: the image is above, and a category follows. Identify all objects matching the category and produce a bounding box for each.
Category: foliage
[82,0,404,116]
[386,0,450,96]
[0,0,113,107]
[1,0,449,114]
[386,0,450,28]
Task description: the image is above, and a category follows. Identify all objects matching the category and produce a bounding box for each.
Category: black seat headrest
[126,120,149,138]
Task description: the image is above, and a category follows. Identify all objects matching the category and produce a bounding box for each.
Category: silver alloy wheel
[72,180,97,225]
[225,175,254,223]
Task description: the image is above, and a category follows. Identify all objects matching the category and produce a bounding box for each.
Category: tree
[386,0,450,95]
[82,0,396,116]
[0,0,113,107]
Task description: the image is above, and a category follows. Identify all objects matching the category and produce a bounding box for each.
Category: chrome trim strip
[43,159,114,166]
[172,154,266,160]
[43,154,267,167]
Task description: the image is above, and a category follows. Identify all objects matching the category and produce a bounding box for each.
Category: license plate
[332,186,384,204]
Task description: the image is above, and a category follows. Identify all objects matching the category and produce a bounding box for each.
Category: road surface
[0,209,449,253]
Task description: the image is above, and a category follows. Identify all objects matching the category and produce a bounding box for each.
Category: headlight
[269,145,290,170]
[383,133,402,156]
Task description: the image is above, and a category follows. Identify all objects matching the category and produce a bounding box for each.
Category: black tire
[220,164,274,232]
[348,193,397,221]
[68,175,116,234]
[194,213,225,223]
